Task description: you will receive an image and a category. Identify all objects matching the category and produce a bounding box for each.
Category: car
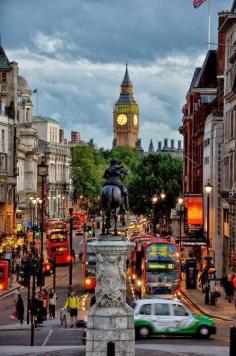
[134,298,216,339]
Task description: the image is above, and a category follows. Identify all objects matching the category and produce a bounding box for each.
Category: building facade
[33,116,71,218]
[113,65,139,148]
[219,4,236,275]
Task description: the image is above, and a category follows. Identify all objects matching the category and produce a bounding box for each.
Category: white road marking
[42,328,53,346]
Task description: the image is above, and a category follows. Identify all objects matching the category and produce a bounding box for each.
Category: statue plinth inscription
[86,235,135,356]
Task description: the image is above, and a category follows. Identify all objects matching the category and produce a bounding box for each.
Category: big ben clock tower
[113,65,139,147]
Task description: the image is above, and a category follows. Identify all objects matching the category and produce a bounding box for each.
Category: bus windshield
[146,243,178,262]
[49,233,67,242]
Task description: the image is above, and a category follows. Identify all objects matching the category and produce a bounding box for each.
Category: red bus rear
[0,260,9,290]
[46,220,71,265]
[82,237,97,292]
[72,210,88,230]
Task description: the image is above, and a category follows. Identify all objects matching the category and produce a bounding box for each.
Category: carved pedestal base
[85,236,135,356]
[86,306,135,356]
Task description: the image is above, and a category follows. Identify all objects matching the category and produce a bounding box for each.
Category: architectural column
[86,235,135,356]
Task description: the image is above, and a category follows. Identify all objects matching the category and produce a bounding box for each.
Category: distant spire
[148,139,154,153]
[121,63,132,86]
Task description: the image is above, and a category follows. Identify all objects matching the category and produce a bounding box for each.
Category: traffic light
[18,258,30,287]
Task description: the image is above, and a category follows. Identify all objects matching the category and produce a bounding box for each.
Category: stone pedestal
[86,236,135,356]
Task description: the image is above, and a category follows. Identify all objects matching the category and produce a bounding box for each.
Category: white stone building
[219,4,236,275]
[33,116,71,218]
[203,113,224,278]
[16,76,38,227]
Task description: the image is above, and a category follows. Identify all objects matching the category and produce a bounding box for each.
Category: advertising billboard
[186,196,203,225]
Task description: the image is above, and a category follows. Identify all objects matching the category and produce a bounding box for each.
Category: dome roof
[18,75,30,94]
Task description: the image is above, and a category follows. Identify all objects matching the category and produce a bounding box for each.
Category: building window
[2,130,5,152]
[224,157,229,189]
[204,156,209,165]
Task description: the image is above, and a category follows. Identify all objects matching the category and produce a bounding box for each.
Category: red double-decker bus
[72,210,88,232]
[46,220,71,265]
[129,234,158,295]
[141,240,181,299]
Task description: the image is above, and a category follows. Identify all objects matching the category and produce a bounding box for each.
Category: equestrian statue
[101,158,129,235]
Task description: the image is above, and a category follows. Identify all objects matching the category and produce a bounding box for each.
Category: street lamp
[160,191,166,200]
[69,207,73,287]
[177,196,184,249]
[152,194,158,234]
[204,181,213,254]
[38,158,49,287]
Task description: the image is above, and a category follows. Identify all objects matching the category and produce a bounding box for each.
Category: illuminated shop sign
[148,263,175,270]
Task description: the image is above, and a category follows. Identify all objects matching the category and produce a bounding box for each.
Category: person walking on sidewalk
[16,294,24,324]
[199,268,208,293]
[226,276,234,303]
[64,290,81,328]
[221,274,228,300]
[48,289,57,319]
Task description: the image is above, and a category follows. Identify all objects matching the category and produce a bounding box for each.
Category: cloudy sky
[0,0,232,150]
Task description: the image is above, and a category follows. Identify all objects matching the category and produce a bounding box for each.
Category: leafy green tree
[128,153,183,216]
[71,146,107,201]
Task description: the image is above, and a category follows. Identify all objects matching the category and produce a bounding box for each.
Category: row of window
[139,303,187,317]
[225,109,236,141]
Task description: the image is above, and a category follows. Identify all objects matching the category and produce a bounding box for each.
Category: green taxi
[134,298,216,339]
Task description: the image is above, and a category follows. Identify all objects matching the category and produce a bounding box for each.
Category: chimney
[158,141,162,150]
[71,131,79,143]
[171,139,175,149]
[163,138,168,148]
[178,140,182,150]
[59,129,64,144]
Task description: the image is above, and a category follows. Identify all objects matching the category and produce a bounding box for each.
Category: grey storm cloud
[0,0,233,149]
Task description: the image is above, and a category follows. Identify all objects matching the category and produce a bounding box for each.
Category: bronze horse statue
[101,185,125,235]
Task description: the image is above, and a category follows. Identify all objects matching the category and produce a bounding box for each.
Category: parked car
[134,298,216,339]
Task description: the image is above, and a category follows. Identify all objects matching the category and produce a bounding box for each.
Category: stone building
[156,138,183,159]
[219,3,236,275]
[16,76,38,226]
[0,44,20,233]
[32,116,71,218]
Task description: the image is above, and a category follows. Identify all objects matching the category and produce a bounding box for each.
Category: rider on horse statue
[103,158,129,210]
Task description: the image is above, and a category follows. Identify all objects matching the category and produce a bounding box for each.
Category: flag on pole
[32,89,38,93]
[193,0,207,8]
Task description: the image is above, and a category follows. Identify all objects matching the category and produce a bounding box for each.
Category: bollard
[230,326,236,356]
[107,341,115,356]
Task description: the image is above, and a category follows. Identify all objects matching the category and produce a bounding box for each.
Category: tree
[128,153,183,215]
[71,146,107,201]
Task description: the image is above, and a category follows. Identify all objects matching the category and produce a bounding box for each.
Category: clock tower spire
[113,65,139,147]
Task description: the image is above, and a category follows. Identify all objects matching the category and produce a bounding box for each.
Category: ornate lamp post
[177,196,184,249]
[204,181,213,256]
[151,194,158,235]
[38,158,49,287]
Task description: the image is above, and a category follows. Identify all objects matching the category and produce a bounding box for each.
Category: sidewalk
[0,304,88,331]
[181,278,236,321]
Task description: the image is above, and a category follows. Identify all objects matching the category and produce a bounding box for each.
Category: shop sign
[181,240,207,247]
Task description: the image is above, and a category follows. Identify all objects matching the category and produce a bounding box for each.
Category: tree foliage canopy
[71,146,182,217]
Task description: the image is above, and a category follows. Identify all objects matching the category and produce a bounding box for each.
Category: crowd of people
[11,286,57,326]
[198,268,236,307]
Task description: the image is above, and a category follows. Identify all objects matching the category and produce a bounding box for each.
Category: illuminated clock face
[117,114,127,126]
[133,114,138,126]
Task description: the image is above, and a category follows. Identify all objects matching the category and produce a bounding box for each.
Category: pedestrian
[15,255,22,282]
[220,274,228,299]
[209,273,216,306]
[226,276,234,303]
[16,294,24,324]
[42,288,49,320]
[199,268,208,293]
[64,290,81,327]
[48,289,57,319]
